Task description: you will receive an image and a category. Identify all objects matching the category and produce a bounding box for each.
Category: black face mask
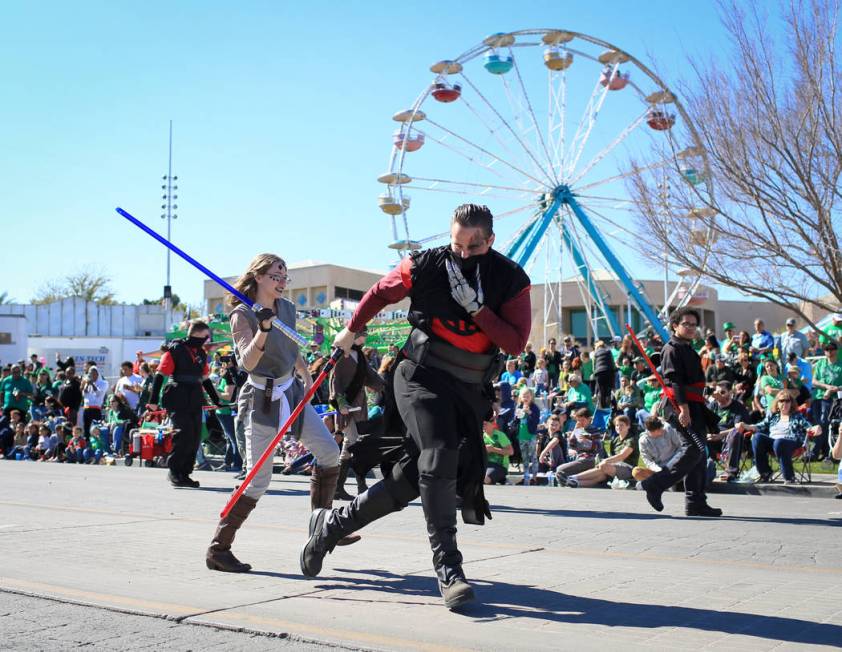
[187,336,208,349]
[449,249,485,275]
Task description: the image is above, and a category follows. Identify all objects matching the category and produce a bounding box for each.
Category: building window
[335,286,364,301]
[0,332,11,345]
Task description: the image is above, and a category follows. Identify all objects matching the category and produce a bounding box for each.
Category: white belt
[247,373,295,433]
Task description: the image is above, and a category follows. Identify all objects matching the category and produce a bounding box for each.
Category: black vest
[407,246,530,353]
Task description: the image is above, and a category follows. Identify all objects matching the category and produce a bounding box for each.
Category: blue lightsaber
[116,207,307,347]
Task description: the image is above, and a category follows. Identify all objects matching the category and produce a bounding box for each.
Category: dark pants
[323,359,490,584]
[814,398,835,457]
[594,372,614,409]
[82,407,102,437]
[645,410,709,507]
[168,408,202,478]
[752,433,800,481]
[217,413,242,470]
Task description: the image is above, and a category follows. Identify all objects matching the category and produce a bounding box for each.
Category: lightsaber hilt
[116,207,306,347]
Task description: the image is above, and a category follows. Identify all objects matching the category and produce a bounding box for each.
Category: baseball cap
[825,341,838,351]
[786,364,800,373]
[612,336,622,343]
[785,318,796,326]
[722,322,735,330]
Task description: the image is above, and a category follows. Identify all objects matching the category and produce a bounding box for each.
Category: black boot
[419,474,475,610]
[334,459,355,501]
[300,475,415,577]
[685,503,723,517]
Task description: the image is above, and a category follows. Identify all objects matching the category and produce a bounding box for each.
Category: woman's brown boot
[311,465,361,546]
[206,494,257,572]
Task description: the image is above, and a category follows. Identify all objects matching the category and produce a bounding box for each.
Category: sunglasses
[778,398,792,404]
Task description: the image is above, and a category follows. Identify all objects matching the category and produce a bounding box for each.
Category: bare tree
[33,267,116,305]
[0,291,14,305]
[629,0,841,332]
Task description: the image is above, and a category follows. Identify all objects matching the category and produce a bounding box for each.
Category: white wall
[0,315,28,365]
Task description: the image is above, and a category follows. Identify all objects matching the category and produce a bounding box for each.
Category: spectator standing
[114,361,143,414]
[483,415,513,485]
[812,341,842,459]
[544,339,563,389]
[579,351,594,392]
[819,314,842,346]
[751,319,775,358]
[30,369,54,421]
[58,368,83,427]
[721,322,738,359]
[0,365,33,415]
[512,388,541,485]
[559,336,580,361]
[592,340,616,409]
[531,358,549,395]
[80,367,108,436]
[520,342,536,377]
[779,318,809,361]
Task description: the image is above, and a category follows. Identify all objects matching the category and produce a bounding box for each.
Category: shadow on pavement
[194,486,309,497]
[322,568,842,647]
[489,505,842,527]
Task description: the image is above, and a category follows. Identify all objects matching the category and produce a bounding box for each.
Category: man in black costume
[300,204,532,609]
[640,307,723,517]
[147,320,221,488]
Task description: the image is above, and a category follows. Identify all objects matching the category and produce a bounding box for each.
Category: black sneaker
[300,508,332,577]
[169,471,198,488]
[183,475,200,488]
[685,504,723,517]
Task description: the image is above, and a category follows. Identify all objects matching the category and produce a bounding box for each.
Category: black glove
[202,378,222,406]
[149,373,164,406]
[256,307,275,332]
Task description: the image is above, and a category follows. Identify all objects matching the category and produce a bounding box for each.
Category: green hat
[722,322,735,330]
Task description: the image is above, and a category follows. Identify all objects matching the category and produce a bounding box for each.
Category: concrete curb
[709,477,840,499]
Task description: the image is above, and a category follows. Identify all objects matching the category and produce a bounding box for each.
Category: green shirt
[0,376,33,411]
[580,359,593,381]
[484,428,511,468]
[819,324,842,346]
[566,383,594,412]
[758,374,782,406]
[813,357,842,400]
[217,378,232,416]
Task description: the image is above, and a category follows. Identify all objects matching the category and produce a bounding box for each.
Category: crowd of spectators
[3,314,841,498]
[482,315,842,491]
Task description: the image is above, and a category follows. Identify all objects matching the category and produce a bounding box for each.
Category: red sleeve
[203,362,210,376]
[472,285,532,355]
[158,352,175,376]
[347,258,412,332]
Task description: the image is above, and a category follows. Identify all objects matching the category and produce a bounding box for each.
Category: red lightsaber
[624,324,680,413]
[219,348,344,518]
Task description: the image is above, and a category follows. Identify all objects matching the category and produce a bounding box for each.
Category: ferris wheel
[377,29,714,341]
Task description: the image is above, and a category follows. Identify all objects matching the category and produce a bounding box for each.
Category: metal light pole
[160,120,178,331]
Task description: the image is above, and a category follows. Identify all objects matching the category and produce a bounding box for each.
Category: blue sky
[1,1,765,308]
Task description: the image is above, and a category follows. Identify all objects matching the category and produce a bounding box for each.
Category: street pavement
[1,462,841,651]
